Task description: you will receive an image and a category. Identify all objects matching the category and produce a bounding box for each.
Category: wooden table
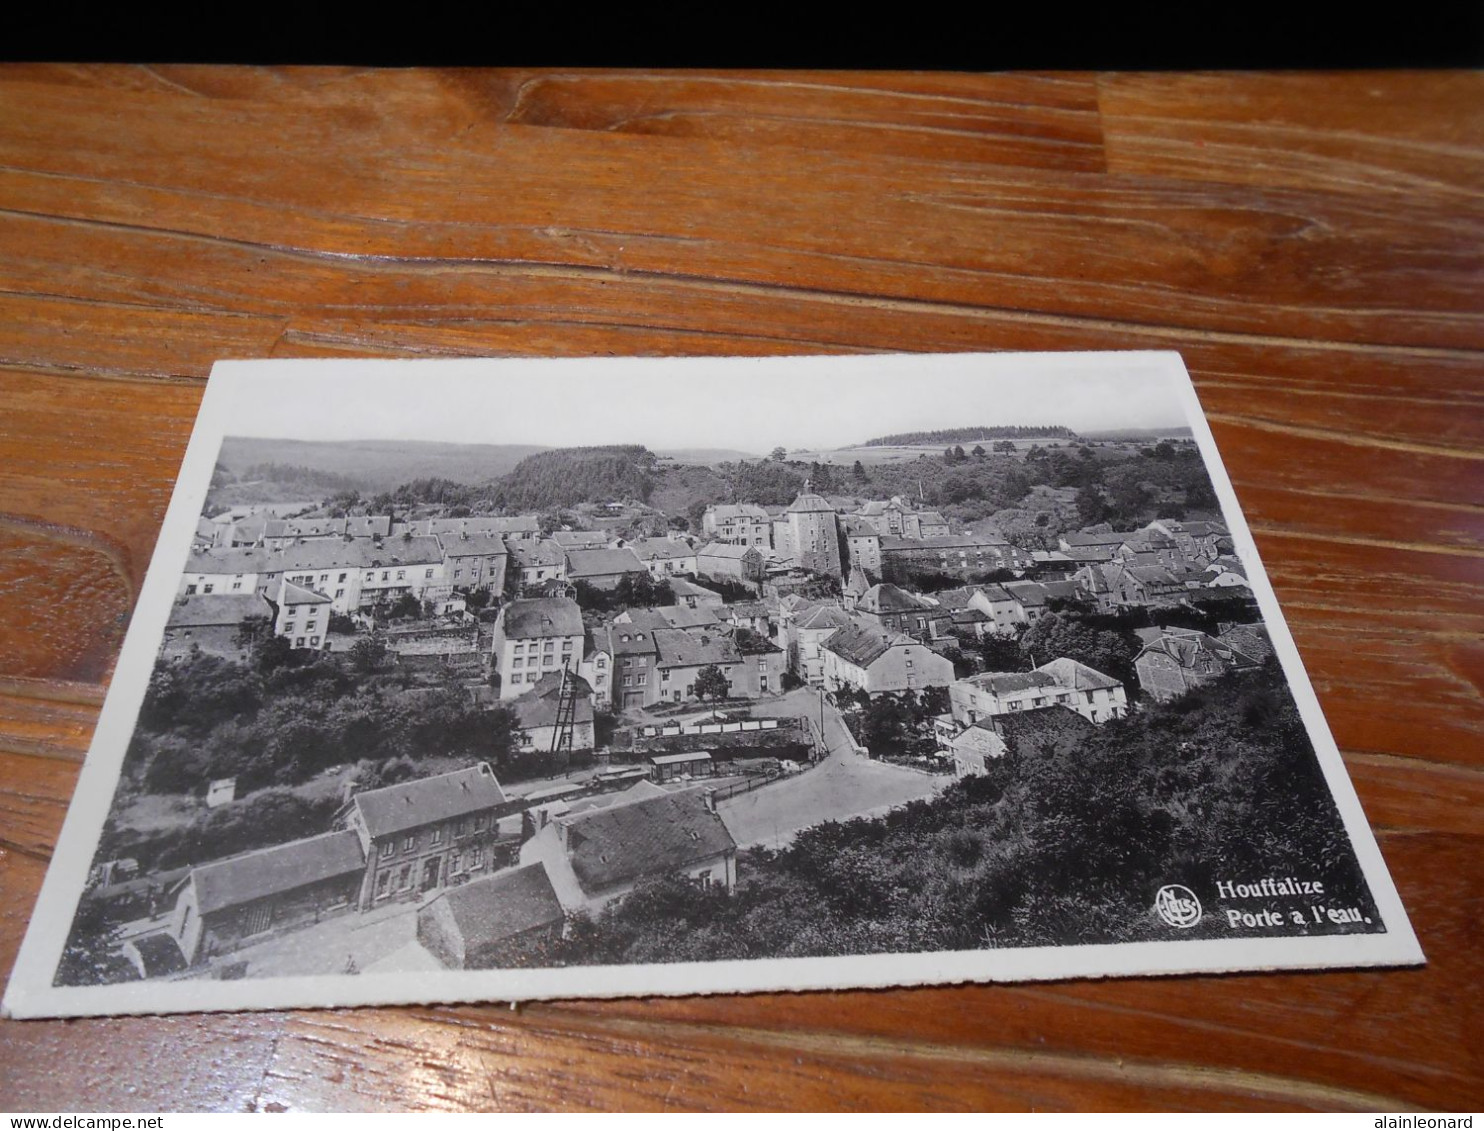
[0,67,1479,1113]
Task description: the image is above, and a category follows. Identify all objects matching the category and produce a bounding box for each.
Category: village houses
[346,763,512,909]
[820,623,957,696]
[519,787,737,914]
[948,658,1128,728]
[702,503,773,547]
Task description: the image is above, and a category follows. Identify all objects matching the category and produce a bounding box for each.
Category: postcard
[2,351,1422,1018]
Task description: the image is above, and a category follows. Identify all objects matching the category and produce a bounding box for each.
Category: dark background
[6,9,1483,68]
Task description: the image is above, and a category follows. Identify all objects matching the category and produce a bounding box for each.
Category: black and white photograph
[3,351,1422,1018]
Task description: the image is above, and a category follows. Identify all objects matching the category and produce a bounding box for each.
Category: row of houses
[157,763,737,971]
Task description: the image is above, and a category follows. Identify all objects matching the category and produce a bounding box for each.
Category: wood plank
[0,79,1479,349]
[1100,72,1484,196]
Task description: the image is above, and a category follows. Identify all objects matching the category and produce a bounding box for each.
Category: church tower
[782,481,843,579]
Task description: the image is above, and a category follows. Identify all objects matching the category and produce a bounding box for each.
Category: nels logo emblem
[1154,884,1202,929]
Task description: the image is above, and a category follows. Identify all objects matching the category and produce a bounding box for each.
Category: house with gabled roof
[564,546,649,591]
[946,721,1009,778]
[1218,622,1274,663]
[519,787,737,913]
[625,538,699,580]
[416,862,566,970]
[437,530,508,594]
[179,546,273,599]
[854,582,951,640]
[820,623,956,696]
[273,577,332,649]
[669,576,724,609]
[507,539,568,594]
[508,670,596,755]
[492,597,585,700]
[787,603,856,687]
[168,830,366,964]
[697,541,765,586]
[1134,627,1264,702]
[162,593,275,662]
[949,657,1127,727]
[405,515,543,541]
[347,763,513,909]
[702,503,772,547]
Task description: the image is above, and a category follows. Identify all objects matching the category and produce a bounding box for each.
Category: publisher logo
[1154,885,1202,929]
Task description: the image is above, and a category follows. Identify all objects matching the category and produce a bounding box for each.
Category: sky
[210,352,1199,454]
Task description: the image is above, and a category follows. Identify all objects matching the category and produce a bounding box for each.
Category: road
[718,689,947,849]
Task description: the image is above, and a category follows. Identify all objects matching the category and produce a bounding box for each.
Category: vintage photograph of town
[42,356,1397,999]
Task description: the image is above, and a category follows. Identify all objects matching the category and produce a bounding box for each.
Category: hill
[215,437,548,494]
[863,425,1077,446]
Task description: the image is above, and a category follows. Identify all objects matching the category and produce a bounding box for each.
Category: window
[512,657,522,668]
[431,826,443,846]
[232,580,243,591]
[380,841,394,859]
[376,871,390,898]
[543,654,555,666]
[543,641,554,652]
[185,584,197,595]
[398,865,412,891]
[310,636,320,646]
[339,573,347,582]
[335,588,345,598]
[562,639,573,651]
[448,851,461,874]
[202,584,214,594]
[425,568,434,578]
[396,569,406,580]
[622,676,632,687]
[661,669,670,683]
[473,814,486,831]
[454,569,462,579]
[295,637,305,647]
[403,835,416,854]
[469,846,482,867]
[514,642,524,652]
[320,574,329,583]
[637,674,646,685]
[382,571,389,581]
[365,572,374,581]
[510,672,522,685]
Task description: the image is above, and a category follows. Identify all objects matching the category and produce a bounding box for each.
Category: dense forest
[864,425,1077,446]
[534,663,1380,967]
[491,445,659,511]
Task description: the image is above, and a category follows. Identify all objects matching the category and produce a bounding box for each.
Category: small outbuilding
[417,863,565,970]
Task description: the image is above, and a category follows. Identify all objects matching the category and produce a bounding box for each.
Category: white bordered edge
[2,350,1424,1019]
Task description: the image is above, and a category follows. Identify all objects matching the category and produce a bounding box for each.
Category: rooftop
[353,764,509,840]
[426,862,565,946]
[166,593,273,628]
[560,788,736,894]
[821,622,911,668]
[190,830,365,916]
[500,597,585,639]
[564,547,647,578]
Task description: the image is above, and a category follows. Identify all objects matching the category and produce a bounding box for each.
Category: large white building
[949,658,1127,727]
[491,597,586,700]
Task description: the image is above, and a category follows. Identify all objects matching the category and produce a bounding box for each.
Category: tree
[349,634,389,673]
[770,447,788,462]
[971,445,986,459]
[993,440,1016,454]
[852,460,867,482]
[953,445,967,462]
[693,665,730,702]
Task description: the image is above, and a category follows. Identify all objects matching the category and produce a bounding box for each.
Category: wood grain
[0,65,1479,1112]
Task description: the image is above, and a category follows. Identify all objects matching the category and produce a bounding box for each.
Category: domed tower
[782,482,843,579]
